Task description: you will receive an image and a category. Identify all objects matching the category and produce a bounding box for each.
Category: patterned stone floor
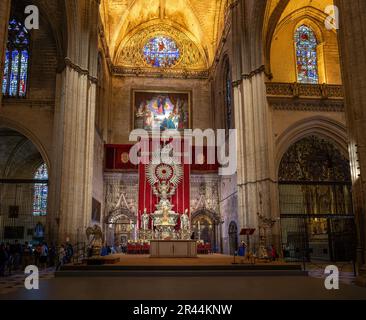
[0,268,55,296]
[305,262,357,285]
[0,261,360,298]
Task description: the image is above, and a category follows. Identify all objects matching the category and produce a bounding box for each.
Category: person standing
[13,240,22,270]
[239,241,248,258]
[0,244,8,277]
[48,243,56,267]
[56,245,66,271]
[22,242,32,270]
[6,243,14,275]
[40,242,49,269]
[270,244,277,262]
[34,243,41,266]
[65,242,74,263]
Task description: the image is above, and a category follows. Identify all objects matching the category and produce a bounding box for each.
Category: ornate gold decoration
[86,225,103,256]
[121,152,129,164]
[279,136,351,182]
[266,82,344,99]
[266,83,344,112]
[145,154,183,199]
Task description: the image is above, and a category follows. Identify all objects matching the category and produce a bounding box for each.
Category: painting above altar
[133,90,190,131]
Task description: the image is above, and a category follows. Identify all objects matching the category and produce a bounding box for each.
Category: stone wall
[92,129,105,224]
[219,174,238,254]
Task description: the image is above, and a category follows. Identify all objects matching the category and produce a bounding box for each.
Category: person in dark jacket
[0,244,8,277]
[22,242,32,270]
[65,243,74,263]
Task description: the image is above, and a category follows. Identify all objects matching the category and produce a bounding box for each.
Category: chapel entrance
[105,209,137,247]
[191,210,221,253]
[279,136,356,262]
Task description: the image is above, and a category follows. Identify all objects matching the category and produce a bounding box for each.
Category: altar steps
[56,264,307,277]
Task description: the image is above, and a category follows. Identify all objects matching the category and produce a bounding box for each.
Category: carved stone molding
[266,82,344,99]
[190,174,220,214]
[232,65,267,87]
[113,66,209,79]
[267,82,344,112]
[2,98,55,110]
[103,173,139,219]
[242,65,266,80]
[269,97,344,112]
[64,57,98,84]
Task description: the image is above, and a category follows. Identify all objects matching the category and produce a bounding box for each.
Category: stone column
[51,0,99,245]
[233,71,279,251]
[334,0,366,280]
[0,0,11,106]
[231,0,280,252]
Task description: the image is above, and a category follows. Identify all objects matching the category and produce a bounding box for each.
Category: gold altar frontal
[150,240,197,258]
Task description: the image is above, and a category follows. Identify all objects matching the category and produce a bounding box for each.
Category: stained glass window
[295,25,319,84]
[33,164,48,217]
[2,18,30,97]
[143,36,180,68]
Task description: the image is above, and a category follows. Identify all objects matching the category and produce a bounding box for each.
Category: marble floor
[1,273,366,300]
[0,258,364,300]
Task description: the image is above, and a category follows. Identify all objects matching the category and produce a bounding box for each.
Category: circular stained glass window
[143,36,180,68]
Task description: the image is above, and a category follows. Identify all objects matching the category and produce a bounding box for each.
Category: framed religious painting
[132,90,191,131]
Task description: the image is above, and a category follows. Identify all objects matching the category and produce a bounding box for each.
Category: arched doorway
[105,209,137,248]
[191,210,221,252]
[228,221,238,255]
[0,127,49,244]
[279,135,355,262]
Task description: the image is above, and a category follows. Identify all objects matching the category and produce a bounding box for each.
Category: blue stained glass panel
[2,18,29,97]
[2,50,9,94]
[19,50,29,97]
[33,164,48,217]
[295,25,319,84]
[9,50,19,96]
[143,36,180,68]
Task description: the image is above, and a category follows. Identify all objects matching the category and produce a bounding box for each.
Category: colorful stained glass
[2,50,9,94]
[2,18,29,97]
[19,50,28,96]
[33,164,48,217]
[9,50,19,96]
[143,36,180,68]
[295,25,319,84]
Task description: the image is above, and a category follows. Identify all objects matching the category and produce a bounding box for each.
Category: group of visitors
[55,243,74,270]
[87,244,120,257]
[0,241,74,276]
[238,241,279,261]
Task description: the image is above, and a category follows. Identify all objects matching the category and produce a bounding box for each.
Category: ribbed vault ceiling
[100,0,230,67]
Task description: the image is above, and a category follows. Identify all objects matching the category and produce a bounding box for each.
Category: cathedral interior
[1,0,366,300]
